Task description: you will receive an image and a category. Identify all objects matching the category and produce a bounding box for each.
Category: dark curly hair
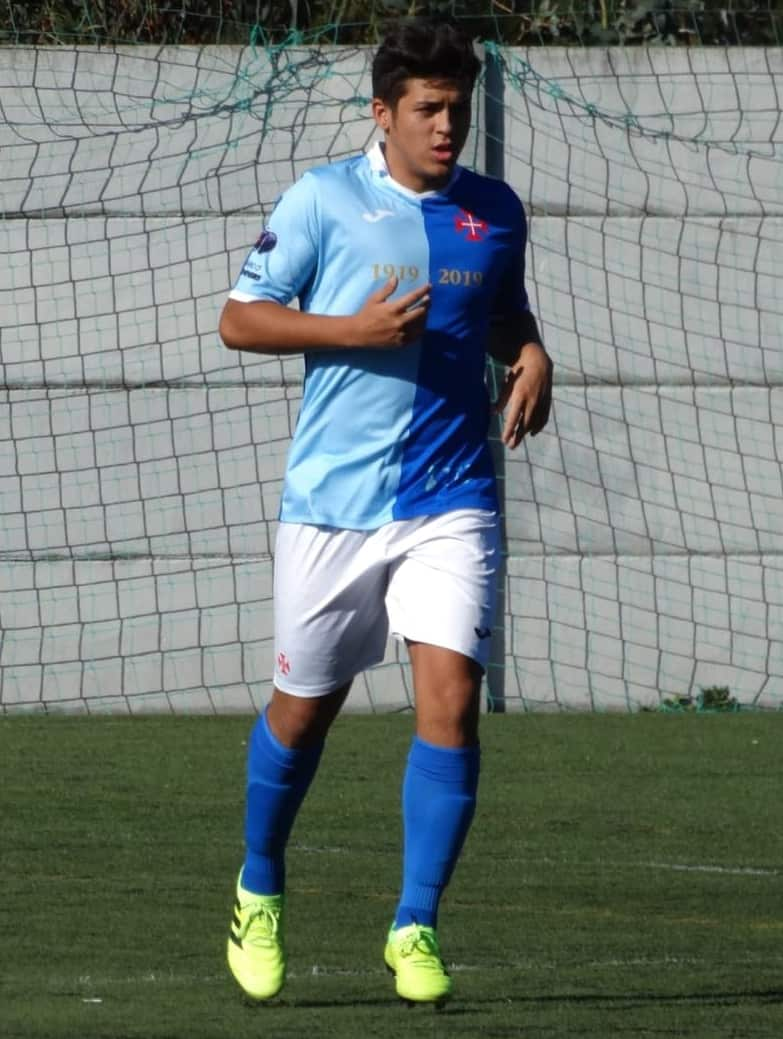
[372,19,481,108]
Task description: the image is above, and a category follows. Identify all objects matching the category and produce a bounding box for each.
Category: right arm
[219,276,431,355]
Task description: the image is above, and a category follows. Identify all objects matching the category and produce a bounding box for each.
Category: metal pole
[484,45,508,713]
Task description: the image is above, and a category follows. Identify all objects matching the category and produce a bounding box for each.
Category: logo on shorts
[254,229,278,253]
[277,651,291,675]
[474,627,492,640]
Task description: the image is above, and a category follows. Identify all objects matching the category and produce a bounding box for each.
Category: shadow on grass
[261,987,783,1012]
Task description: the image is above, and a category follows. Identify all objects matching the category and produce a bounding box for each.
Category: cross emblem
[454,209,489,242]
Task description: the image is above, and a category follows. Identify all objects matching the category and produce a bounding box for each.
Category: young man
[219,19,552,1005]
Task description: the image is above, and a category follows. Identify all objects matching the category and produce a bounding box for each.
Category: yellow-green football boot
[227,875,286,1000]
[384,923,452,1005]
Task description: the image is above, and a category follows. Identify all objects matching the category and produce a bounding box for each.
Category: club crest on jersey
[254,229,278,253]
[454,209,488,242]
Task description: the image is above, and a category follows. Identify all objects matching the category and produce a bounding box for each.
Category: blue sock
[241,709,323,895]
[394,737,480,930]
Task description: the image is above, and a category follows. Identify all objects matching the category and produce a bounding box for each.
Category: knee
[439,681,480,732]
[266,685,349,748]
[418,676,481,747]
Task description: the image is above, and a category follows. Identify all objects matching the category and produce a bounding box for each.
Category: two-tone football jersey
[229,142,531,529]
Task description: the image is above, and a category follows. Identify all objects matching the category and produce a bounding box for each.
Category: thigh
[407,641,483,746]
[273,522,390,697]
[385,509,501,670]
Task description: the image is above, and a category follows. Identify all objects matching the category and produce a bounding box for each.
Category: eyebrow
[415,98,470,108]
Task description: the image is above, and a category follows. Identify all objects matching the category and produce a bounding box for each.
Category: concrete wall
[1,44,781,712]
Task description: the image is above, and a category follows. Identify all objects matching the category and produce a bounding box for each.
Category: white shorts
[272,509,501,697]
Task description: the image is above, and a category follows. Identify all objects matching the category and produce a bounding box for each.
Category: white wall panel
[2,45,781,712]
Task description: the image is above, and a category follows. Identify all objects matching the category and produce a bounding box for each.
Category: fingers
[368,278,432,311]
[369,275,399,303]
[493,370,516,415]
[529,385,552,436]
[496,356,554,447]
[392,283,431,342]
[394,281,432,313]
[402,309,429,341]
[502,405,526,448]
[499,386,552,447]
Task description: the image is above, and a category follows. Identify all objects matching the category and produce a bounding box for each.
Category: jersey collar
[366,140,462,199]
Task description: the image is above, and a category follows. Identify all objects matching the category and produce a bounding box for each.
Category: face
[372,77,473,193]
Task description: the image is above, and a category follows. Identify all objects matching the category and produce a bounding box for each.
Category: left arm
[487,186,553,449]
[488,311,553,449]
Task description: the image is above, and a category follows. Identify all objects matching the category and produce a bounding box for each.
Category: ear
[371,97,391,133]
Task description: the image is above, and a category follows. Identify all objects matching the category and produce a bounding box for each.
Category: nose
[435,107,453,137]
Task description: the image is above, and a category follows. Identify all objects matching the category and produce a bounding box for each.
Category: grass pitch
[2,712,782,1038]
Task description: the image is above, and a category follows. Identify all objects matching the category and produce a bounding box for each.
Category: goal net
[1,17,781,712]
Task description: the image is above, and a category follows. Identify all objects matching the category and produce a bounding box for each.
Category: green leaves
[2,1,781,46]
[661,685,741,713]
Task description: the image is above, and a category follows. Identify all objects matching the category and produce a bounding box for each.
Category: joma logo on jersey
[362,209,394,223]
[454,209,489,242]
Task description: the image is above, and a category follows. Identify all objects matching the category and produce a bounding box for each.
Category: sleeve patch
[254,230,278,253]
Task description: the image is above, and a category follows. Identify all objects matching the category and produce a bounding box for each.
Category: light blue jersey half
[230,143,530,529]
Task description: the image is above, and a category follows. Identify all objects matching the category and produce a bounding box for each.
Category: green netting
[1,8,782,713]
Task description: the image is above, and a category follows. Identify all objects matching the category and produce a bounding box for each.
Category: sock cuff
[408,735,480,783]
[254,708,324,769]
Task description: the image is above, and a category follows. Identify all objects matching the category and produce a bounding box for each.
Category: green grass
[2,713,782,1038]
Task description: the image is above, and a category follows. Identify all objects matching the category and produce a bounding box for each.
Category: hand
[350,276,431,348]
[494,342,553,448]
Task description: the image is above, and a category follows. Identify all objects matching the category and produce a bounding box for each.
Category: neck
[380,141,451,195]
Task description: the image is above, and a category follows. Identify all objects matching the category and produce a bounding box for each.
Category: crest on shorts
[277,651,291,676]
[254,229,278,253]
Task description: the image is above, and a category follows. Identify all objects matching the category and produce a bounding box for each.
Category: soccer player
[219,19,552,1005]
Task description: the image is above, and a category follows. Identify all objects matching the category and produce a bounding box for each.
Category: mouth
[432,145,454,163]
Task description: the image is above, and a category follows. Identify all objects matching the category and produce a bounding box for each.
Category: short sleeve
[229,172,320,305]
[491,189,530,322]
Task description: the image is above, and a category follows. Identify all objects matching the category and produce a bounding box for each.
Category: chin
[424,162,454,187]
